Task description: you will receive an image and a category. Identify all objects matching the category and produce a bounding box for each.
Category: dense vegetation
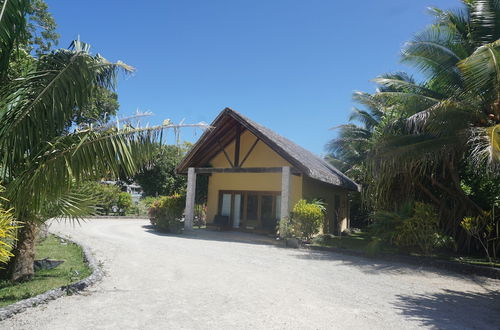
[134,143,208,203]
[328,0,500,261]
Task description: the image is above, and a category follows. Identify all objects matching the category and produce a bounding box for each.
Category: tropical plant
[148,194,185,233]
[371,202,452,256]
[134,144,188,197]
[461,210,499,262]
[290,199,325,240]
[0,195,18,266]
[355,1,500,254]
[0,0,207,281]
[79,182,133,216]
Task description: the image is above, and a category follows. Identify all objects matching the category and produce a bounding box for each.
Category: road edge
[0,235,103,321]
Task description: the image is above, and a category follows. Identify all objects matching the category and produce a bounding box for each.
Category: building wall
[205,130,302,222]
[302,176,349,234]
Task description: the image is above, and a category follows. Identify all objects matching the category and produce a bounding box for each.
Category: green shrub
[278,216,292,238]
[290,199,325,240]
[148,194,185,233]
[461,211,499,263]
[116,192,132,216]
[370,202,451,256]
[78,182,133,216]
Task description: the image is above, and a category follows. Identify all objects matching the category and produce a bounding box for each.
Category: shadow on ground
[293,249,494,283]
[142,225,281,247]
[142,226,494,283]
[393,289,500,329]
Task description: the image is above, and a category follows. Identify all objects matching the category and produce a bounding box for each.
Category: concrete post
[185,167,196,230]
[280,166,291,237]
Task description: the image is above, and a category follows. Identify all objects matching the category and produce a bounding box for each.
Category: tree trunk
[8,221,40,282]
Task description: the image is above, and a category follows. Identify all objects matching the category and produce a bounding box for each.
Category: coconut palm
[326,91,383,178]
[365,0,500,243]
[0,0,205,281]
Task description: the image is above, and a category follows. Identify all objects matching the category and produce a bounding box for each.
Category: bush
[370,202,452,256]
[461,211,499,263]
[116,192,132,216]
[290,199,325,240]
[78,181,133,216]
[278,216,292,238]
[148,194,185,233]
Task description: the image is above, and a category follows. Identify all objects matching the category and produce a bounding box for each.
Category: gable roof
[177,108,359,191]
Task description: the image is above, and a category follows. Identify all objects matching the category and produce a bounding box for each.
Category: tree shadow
[293,249,492,283]
[393,289,500,329]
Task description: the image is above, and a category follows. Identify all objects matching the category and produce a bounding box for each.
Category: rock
[34,258,64,271]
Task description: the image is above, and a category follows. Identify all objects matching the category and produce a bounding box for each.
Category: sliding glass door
[219,190,281,231]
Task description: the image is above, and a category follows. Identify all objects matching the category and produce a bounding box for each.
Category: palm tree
[326,91,383,178]
[365,0,500,243]
[0,0,205,281]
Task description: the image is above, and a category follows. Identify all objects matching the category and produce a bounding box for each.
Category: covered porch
[184,166,297,233]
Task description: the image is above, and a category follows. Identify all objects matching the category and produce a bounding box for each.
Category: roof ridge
[177,107,359,191]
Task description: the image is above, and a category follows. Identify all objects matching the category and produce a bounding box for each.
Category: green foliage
[134,144,187,197]
[24,0,59,56]
[278,216,292,238]
[79,182,132,216]
[325,1,500,260]
[193,204,207,228]
[461,211,500,263]
[290,199,325,240]
[0,197,18,266]
[148,194,186,233]
[116,192,132,216]
[134,143,209,203]
[371,203,453,256]
[73,87,119,128]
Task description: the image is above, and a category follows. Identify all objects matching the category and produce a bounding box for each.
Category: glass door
[260,195,275,230]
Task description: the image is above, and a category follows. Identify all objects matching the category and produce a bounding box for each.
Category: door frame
[218,190,281,228]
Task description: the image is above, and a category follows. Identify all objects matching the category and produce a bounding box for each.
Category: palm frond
[458,39,500,101]
[469,0,500,46]
[0,47,134,173]
[348,107,381,130]
[42,189,98,222]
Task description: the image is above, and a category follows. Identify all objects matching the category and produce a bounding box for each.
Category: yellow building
[177,108,358,234]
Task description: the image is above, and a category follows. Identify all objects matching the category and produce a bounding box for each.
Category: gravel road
[2,219,499,329]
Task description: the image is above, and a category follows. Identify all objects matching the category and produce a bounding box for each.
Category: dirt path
[2,219,499,329]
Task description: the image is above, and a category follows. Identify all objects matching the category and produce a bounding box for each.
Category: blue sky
[47,0,458,155]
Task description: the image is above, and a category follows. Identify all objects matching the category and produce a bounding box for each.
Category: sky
[47,0,458,155]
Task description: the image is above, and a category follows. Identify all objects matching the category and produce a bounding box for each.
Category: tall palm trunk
[8,221,40,282]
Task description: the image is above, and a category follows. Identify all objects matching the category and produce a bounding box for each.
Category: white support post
[185,167,196,231]
[280,166,291,237]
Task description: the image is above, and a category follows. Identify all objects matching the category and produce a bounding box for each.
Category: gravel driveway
[2,219,499,329]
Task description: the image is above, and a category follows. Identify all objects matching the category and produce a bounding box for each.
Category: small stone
[34,258,65,271]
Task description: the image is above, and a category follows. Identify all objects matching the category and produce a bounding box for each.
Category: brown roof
[177,108,359,191]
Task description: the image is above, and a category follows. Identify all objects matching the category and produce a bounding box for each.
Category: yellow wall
[206,130,302,222]
[302,176,349,233]
[203,129,349,234]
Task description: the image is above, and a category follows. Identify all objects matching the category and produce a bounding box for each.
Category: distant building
[101,180,143,203]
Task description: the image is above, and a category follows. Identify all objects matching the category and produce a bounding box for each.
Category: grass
[311,232,500,268]
[311,232,397,255]
[0,234,91,308]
